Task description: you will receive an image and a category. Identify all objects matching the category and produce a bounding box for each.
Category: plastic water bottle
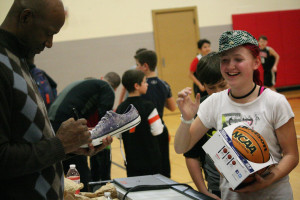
[104,192,112,200]
[66,164,80,194]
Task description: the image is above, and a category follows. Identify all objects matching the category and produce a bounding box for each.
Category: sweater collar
[0,28,29,58]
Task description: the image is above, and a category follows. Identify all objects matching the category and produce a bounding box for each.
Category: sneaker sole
[80,115,141,148]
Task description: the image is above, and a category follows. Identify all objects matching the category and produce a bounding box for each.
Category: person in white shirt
[174,30,299,200]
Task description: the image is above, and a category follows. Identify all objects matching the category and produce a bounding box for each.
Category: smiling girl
[174,30,299,200]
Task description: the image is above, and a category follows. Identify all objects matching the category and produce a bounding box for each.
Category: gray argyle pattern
[0,48,63,199]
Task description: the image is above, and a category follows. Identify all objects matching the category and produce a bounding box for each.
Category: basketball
[232,125,270,183]
[232,125,269,163]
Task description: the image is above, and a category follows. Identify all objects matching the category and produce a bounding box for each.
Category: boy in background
[184,52,228,200]
[258,35,280,91]
[189,39,211,97]
[134,50,176,178]
[116,69,164,177]
[118,48,147,105]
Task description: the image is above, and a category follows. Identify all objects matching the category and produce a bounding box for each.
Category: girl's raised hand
[177,87,200,120]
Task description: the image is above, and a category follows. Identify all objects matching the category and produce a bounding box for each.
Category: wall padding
[232,9,300,87]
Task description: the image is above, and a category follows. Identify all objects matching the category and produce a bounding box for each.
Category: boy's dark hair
[259,35,268,41]
[197,39,211,49]
[135,48,147,55]
[104,72,121,90]
[122,69,145,93]
[134,50,157,71]
[196,52,223,85]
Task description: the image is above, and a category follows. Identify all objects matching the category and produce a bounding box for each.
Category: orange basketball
[232,126,270,184]
[232,125,269,163]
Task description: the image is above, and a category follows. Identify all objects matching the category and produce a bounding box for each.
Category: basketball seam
[236,127,266,163]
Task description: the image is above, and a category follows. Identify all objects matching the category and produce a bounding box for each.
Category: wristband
[180,115,194,124]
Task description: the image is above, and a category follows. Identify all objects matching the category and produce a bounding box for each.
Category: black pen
[72,107,79,120]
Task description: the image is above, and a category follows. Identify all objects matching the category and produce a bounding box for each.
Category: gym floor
[109,89,300,199]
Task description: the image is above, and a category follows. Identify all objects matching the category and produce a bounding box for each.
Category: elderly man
[0,0,112,199]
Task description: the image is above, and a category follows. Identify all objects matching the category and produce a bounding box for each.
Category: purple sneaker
[80,104,141,148]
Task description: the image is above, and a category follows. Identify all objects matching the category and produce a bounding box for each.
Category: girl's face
[220,46,260,88]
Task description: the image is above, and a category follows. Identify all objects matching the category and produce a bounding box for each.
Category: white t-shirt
[198,88,294,200]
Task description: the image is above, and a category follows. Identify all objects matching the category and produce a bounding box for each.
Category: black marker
[72,107,79,120]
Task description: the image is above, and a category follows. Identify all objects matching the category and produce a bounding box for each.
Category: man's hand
[56,118,92,154]
[73,136,113,156]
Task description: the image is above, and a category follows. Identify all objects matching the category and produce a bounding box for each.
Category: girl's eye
[221,59,229,63]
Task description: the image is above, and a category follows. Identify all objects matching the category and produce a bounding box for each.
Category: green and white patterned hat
[218,30,258,53]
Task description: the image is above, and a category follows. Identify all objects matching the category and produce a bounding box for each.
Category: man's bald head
[9,0,65,21]
[1,0,65,57]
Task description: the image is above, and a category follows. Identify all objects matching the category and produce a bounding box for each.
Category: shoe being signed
[80,104,141,148]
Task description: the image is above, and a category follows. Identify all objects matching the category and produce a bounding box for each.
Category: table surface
[113,174,214,200]
[116,185,194,200]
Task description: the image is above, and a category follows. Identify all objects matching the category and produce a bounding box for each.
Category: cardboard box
[202,122,277,190]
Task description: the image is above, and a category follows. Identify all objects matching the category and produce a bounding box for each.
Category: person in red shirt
[189,39,211,97]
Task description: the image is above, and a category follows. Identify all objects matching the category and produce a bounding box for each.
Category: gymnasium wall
[232,9,300,88]
[2,0,298,42]
[1,0,300,105]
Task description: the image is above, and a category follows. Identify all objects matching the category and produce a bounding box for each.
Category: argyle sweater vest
[0,31,65,199]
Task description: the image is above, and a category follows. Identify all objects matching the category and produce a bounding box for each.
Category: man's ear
[19,9,33,24]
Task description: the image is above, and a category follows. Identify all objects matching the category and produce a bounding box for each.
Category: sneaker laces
[91,111,113,135]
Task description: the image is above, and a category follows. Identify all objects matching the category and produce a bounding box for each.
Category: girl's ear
[253,56,261,70]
